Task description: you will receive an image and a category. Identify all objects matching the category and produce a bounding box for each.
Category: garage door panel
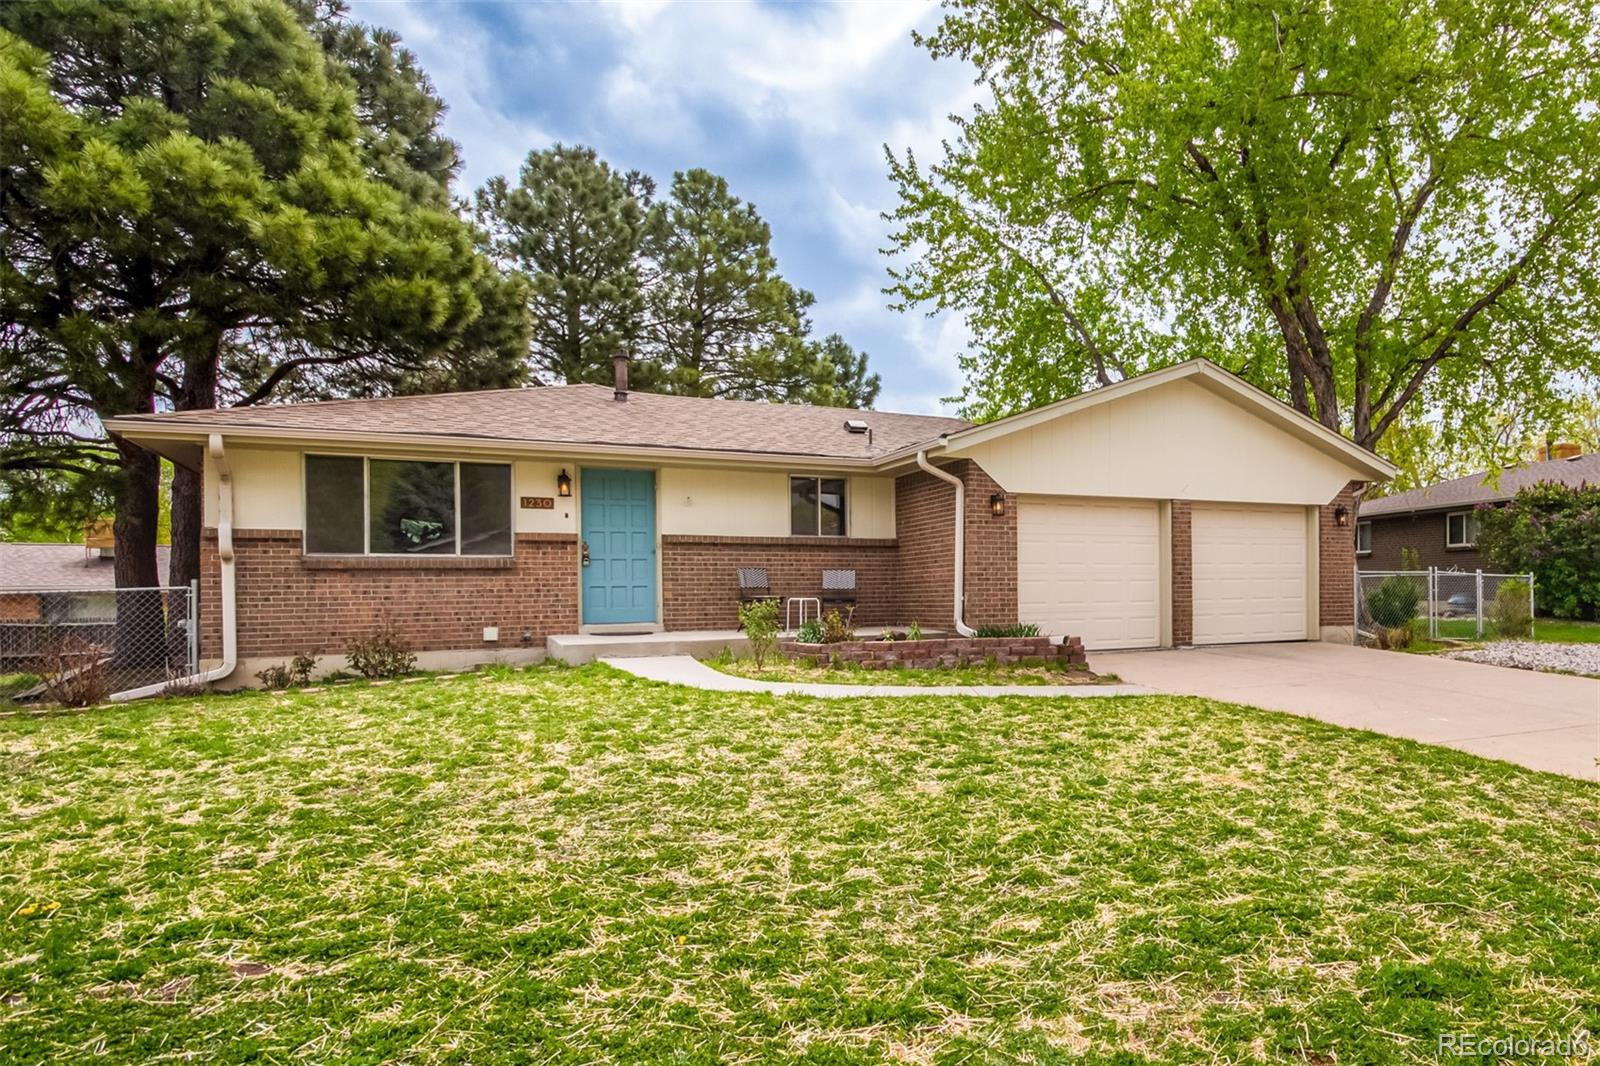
[1018,498,1160,650]
[1192,505,1306,644]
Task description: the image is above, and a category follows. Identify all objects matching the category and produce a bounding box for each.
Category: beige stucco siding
[657,466,894,538]
[204,447,893,540]
[946,378,1361,506]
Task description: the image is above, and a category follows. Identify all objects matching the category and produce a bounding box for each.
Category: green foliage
[1377,621,1416,651]
[887,0,1600,451]
[344,624,415,679]
[905,620,923,641]
[1399,547,1422,573]
[475,144,653,387]
[1,0,526,585]
[1365,576,1422,629]
[1477,483,1600,619]
[819,608,856,644]
[794,618,825,645]
[974,623,1040,638]
[1489,579,1533,640]
[737,598,780,670]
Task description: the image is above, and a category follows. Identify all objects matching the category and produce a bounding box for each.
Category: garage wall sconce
[1334,505,1349,527]
[990,493,1007,517]
[556,469,572,497]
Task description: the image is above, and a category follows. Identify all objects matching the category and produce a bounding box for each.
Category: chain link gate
[0,583,198,704]
[1355,569,1536,643]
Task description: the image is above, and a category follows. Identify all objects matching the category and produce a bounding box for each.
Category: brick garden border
[777,635,1086,670]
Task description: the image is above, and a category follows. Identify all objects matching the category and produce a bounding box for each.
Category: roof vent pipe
[916,450,976,637]
[613,353,629,401]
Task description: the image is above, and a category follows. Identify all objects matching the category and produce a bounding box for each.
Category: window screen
[304,455,365,554]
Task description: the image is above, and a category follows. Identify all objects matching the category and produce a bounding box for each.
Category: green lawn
[709,654,1113,686]
[2,667,1596,1063]
[1430,617,1600,642]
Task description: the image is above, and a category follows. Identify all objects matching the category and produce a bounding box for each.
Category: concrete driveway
[1096,642,1599,780]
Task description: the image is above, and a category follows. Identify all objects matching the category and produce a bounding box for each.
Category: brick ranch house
[105,359,1395,685]
[1357,450,1597,572]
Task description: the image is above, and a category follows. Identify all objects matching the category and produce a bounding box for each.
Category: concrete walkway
[600,655,1155,699]
[1098,642,1599,780]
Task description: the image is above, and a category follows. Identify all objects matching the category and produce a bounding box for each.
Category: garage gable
[937,362,1393,506]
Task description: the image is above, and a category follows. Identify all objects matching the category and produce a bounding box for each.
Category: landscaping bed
[1,666,1595,1062]
[777,633,1087,669]
[709,655,1113,686]
[1449,640,1600,677]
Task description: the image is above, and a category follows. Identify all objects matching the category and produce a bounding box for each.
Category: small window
[305,455,512,556]
[1445,510,1479,549]
[790,476,847,537]
[1355,520,1372,555]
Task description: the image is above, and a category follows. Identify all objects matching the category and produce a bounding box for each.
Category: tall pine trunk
[111,437,166,671]
[168,348,218,592]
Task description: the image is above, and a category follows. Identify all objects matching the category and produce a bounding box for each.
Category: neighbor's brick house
[108,359,1395,684]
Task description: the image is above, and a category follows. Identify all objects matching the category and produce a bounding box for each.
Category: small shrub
[255,663,293,690]
[345,624,416,680]
[795,618,824,644]
[1365,574,1421,629]
[738,597,780,669]
[974,623,1040,638]
[289,651,316,686]
[820,607,856,644]
[1488,579,1532,638]
[1381,621,1416,650]
[905,621,923,641]
[39,635,111,708]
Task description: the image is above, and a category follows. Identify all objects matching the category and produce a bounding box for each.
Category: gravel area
[1449,641,1600,676]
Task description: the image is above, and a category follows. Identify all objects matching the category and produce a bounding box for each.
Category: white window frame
[1444,509,1479,549]
[1355,520,1372,556]
[788,475,848,538]
[303,453,515,557]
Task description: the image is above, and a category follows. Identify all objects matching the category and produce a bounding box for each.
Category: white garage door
[1018,497,1160,650]
[1192,504,1307,644]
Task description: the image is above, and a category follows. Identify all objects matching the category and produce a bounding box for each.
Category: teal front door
[580,468,657,625]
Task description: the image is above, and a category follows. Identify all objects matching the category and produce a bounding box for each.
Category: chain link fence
[1356,569,1536,644]
[0,584,197,705]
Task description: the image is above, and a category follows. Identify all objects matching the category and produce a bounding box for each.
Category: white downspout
[916,449,976,637]
[111,433,237,700]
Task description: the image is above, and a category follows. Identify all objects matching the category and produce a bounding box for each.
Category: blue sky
[346,0,982,413]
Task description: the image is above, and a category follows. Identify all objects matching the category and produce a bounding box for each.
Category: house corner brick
[1170,501,1193,646]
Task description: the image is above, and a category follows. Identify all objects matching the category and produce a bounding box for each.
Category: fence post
[1475,570,1484,639]
[1527,572,1536,641]
[1428,567,1436,639]
[188,579,199,674]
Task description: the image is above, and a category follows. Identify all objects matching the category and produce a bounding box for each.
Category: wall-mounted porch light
[557,469,572,497]
[990,492,1007,517]
[1334,504,1349,527]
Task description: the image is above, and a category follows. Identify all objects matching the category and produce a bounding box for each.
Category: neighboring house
[105,358,1394,683]
[1357,452,1598,571]
[0,542,172,665]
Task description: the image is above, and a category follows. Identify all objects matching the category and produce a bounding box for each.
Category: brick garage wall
[200,528,578,659]
[1319,482,1363,629]
[1360,510,1483,572]
[892,460,1018,630]
[659,536,898,630]
[1171,501,1193,645]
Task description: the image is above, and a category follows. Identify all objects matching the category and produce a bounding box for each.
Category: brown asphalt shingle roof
[111,384,970,461]
[1361,453,1600,516]
[0,543,172,591]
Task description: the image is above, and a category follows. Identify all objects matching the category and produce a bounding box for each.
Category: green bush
[738,598,780,669]
[345,624,416,680]
[820,608,856,644]
[974,623,1040,638]
[1365,575,1421,629]
[1477,482,1599,619]
[794,618,824,644]
[1488,579,1533,638]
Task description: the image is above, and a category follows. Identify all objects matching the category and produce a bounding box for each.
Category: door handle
[581,540,591,567]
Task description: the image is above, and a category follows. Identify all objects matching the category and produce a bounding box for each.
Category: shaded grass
[1,665,1595,1063]
[1432,618,1600,642]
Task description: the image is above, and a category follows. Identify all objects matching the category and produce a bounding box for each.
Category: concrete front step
[547,630,751,665]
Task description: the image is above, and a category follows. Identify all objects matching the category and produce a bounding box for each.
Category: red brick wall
[892,460,1019,631]
[200,528,578,659]
[659,535,898,630]
[1360,510,1484,572]
[1171,501,1193,645]
[1319,482,1363,629]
